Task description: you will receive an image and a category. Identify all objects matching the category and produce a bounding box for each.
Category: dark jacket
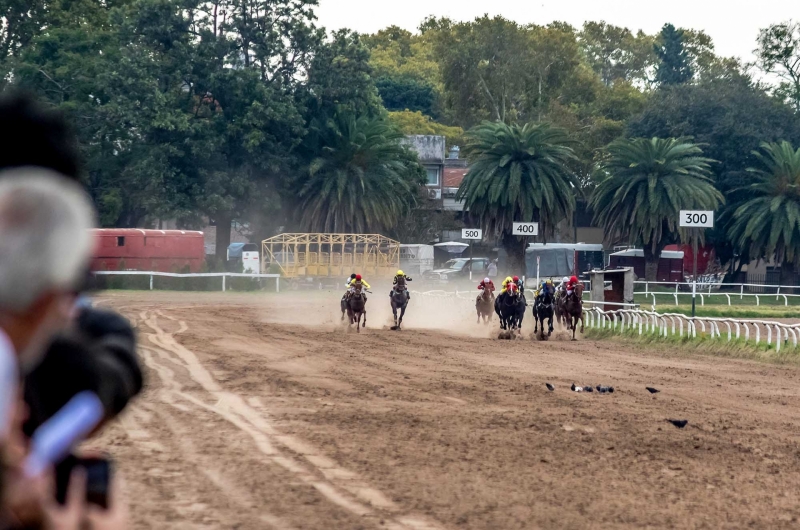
[23,308,143,436]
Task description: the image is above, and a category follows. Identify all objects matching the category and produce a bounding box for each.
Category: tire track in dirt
[138,310,444,530]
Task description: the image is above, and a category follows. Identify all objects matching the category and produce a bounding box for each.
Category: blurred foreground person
[0,171,127,529]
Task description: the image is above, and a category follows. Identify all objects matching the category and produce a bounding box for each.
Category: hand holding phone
[55,455,112,509]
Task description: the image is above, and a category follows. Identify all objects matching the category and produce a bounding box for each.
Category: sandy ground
[91,289,800,529]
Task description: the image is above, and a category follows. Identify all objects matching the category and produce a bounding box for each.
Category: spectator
[0,169,95,372]
[0,92,81,180]
[488,259,498,279]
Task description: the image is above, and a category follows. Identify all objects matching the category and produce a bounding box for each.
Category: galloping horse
[346,285,368,332]
[533,283,556,340]
[390,285,409,330]
[495,285,525,334]
[554,290,568,328]
[564,283,585,341]
[476,288,494,324]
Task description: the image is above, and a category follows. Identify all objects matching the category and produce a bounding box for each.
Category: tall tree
[626,75,800,269]
[727,142,800,285]
[590,137,723,280]
[654,23,693,86]
[754,21,800,111]
[297,111,424,233]
[456,121,578,270]
[579,21,655,87]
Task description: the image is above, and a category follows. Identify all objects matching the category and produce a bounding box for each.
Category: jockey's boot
[406,289,410,300]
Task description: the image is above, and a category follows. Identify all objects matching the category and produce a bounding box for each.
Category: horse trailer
[90,229,205,273]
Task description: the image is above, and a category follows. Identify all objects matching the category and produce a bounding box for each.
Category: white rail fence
[92,271,281,292]
[633,280,800,307]
[585,307,799,352]
[410,290,799,352]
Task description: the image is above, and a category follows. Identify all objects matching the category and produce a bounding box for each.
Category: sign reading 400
[512,222,539,236]
[679,210,714,228]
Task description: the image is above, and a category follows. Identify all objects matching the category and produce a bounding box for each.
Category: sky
[315,0,797,64]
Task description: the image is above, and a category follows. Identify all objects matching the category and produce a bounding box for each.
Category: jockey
[535,279,554,302]
[500,276,514,295]
[347,274,370,296]
[557,276,569,296]
[566,275,579,297]
[513,275,524,292]
[342,273,357,303]
[391,270,412,299]
[478,277,496,299]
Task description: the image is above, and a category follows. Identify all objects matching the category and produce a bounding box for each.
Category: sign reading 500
[462,228,483,240]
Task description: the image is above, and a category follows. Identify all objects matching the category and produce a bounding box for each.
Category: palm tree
[727,141,800,285]
[298,112,424,233]
[590,137,723,281]
[456,121,579,271]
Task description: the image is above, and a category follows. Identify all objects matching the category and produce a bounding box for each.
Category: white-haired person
[0,169,127,530]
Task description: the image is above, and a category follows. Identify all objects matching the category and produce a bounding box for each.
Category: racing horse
[533,283,556,340]
[475,287,494,324]
[563,283,585,341]
[390,285,409,330]
[554,289,568,328]
[495,284,525,335]
[346,285,368,332]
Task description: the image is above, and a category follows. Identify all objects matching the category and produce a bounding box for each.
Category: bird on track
[545,383,555,392]
[667,419,688,428]
[646,387,660,394]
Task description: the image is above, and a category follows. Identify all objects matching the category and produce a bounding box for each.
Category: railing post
[276,276,280,293]
[149,275,153,291]
[222,275,226,292]
[740,284,744,300]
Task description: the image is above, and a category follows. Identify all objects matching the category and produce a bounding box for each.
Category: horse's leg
[579,311,585,333]
[548,314,553,336]
[571,315,577,341]
[399,304,406,327]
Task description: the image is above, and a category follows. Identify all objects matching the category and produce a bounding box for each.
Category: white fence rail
[585,307,800,352]
[410,290,800,352]
[92,270,281,292]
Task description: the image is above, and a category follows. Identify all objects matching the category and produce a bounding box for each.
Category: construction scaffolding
[261,233,400,280]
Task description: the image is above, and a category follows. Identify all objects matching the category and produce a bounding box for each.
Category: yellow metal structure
[261,233,400,279]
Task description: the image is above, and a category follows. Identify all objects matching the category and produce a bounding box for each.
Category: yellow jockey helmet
[397,270,404,276]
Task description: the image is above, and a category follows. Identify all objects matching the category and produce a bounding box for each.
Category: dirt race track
[92,290,800,529]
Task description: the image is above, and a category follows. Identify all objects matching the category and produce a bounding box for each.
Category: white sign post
[512,222,539,236]
[462,229,483,280]
[679,211,715,317]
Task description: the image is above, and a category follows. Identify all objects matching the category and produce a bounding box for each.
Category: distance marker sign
[679,210,714,228]
[512,222,539,236]
[462,228,483,240]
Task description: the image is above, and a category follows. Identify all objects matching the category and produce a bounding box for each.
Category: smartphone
[55,455,113,509]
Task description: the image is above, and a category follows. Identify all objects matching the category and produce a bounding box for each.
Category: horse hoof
[571,338,577,342]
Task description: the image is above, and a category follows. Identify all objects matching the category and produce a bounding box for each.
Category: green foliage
[387,110,464,147]
[754,21,800,111]
[591,138,723,279]
[579,22,655,86]
[297,112,424,232]
[728,142,800,271]
[457,121,578,266]
[654,24,694,86]
[375,75,437,116]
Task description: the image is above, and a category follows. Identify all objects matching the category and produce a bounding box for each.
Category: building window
[116,236,125,247]
[426,168,440,186]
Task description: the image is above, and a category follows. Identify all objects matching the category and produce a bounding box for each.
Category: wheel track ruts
[137,310,444,530]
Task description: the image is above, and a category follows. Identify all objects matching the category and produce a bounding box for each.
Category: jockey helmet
[570,275,578,283]
[484,277,490,283]
[397,270,404,276]
[356,274,362,280]
[350,273,357,279]
[513,276,519,282]
[508,283,518,293]
[546,279,553,285]
[562,276,569,283]
[505,276,513,284]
